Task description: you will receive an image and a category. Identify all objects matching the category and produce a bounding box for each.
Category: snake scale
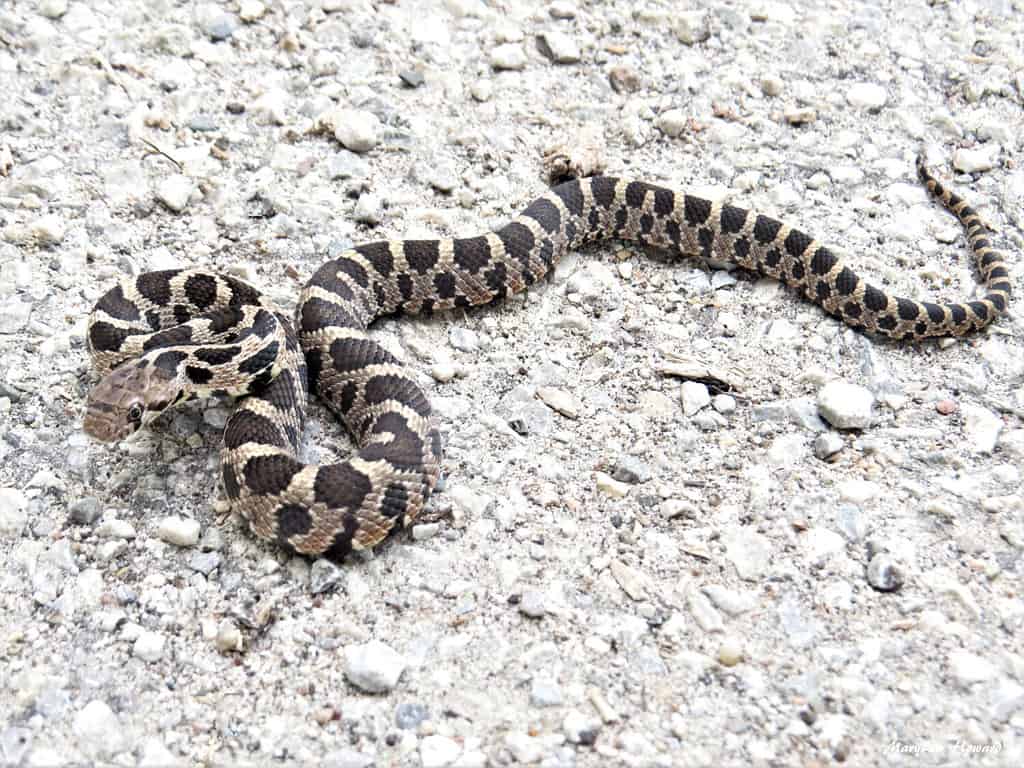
[83,156,1012,561]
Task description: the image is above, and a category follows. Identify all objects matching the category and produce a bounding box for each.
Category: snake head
[83,363,181,443]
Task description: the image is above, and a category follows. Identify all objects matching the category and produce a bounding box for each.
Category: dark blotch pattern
[96,285,141,322]
[590,176,617,209]
[453,236,491,274]
[753,215,782,244]
[683,195,711,227]
[403,240,440,274]
[720,204,748,234]
[276,504,313,540]
[184,272,219,310]
[523,197,562,234]
[136,271,173,305]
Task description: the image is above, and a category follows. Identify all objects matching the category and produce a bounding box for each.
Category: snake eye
[127,403,144,423]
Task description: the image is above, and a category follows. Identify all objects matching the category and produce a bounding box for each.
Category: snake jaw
[84,363,181,443]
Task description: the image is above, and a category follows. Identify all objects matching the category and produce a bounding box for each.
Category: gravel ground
[2,1,1024,766]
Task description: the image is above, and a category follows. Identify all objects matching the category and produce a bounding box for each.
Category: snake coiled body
[83,157,1012,560]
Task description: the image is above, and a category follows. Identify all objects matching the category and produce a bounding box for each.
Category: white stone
[817,381,874,429]
[156,516,200,547]
[420,734,462,768]
[333,110,381,153]
[30,213,65,245]
[537,31,580,64]
[251,88,289,125]
[953,145,998,173]
[504,733,543,764]
[837,479,880,505]
[962,404,1002,454]
[655,108,688,138]
[0,487,28,538]
[674,11,709,44]
[681,381,711,416]
[536,386,580,418]
[490,44,527,71]
[949,651,997,684]
[846,82,888,109]
[38,0,68,19]
[238,0,266,22]
[353,193,382,224]
[344,640,406,692]
[0,296,31,333]
[156,174,194,213]
[73,700,126,756]
[133,631,166,662]
[138,738,180,767]
[596,471,630,498]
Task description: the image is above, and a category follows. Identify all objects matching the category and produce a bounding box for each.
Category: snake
[82,155,1012,561]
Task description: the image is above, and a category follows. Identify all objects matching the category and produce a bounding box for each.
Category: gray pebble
[353,193,382,225]
[310,558,345,594]
[398,69,424,88]
[817,381,874,430]
[866,553,904,592]
[813,432,844,460]
[449,327,479,352]
[563,710,600,745]
[612,455,651,484]
[188,551,221,575]
[518,590,547,618]
[344,640,406,693]
[536,31,581,64]
[530,678,563,707]
[326,151,370,181]
[68,496,101,525]
[156,174,194,213]
[394,702,428,730]
[490,44,527,71]
[333,110,381,153]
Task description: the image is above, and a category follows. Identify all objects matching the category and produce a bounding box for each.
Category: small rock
[238,1,266,22]
[655,108,688,138]
[609,65,641,93]
[813,432,844,460]
[681,381,711,416]
[785,107,817,125]
[188,551,221,575]
[953,146,998,174]
[326,151,370,181]
[518,590,547,618]
[760,76,784,96]
[133,631,166,662]
[711,394,736,414]
[949,651,997,685]
[30,214,65,245]
[398,69,425,88]
[68,497,102,525]
[596,472,630,498]
[612,456,651,484]
[138,738,180,768]
[344,640,406,693]
[449,327,479,352]
[530,678,563,707]
[72,700,125,756]
[563,710,600,745]
[203,14,236,41]
[156,175,194,213]
[156,516,200,547]
[717,638,743,666]
[395,702,428,730]
[962,404,1002,454]
[353,193,382,225]
[846,82,888,110]
[817,381,874,429]
[866,553,904,592]
[674,11,710,44]
[420,735,461,768]
[505,733,543,764]
[536,386,580,418]
[549,1,576,19]
[490,44,527,71]
[536,31,580,64]
[310,558,345,594]
[935,399,957,415]
[333,110,381,153]
[0,487,29,538]
[214,620,244,652]
[39,0,69,19]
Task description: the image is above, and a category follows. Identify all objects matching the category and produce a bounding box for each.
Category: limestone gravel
[1,0,1023,766]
